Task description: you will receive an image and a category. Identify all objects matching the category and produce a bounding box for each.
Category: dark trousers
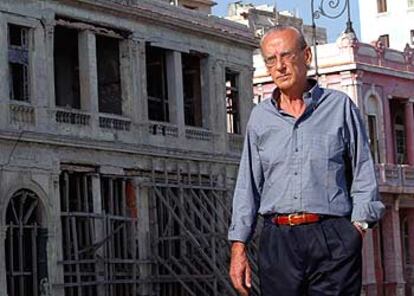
[259,217,362,296]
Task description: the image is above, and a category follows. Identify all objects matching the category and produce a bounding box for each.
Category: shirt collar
[270,78,322,110]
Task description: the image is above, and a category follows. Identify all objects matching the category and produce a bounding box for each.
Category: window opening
[146,45,169,122]
[182,52,203,127]
[377,0,387,13]
[225,69,241,134]
[6,189,47,296]
[96,35,122,115]
[8,24,30,101]
[54,26,80,109]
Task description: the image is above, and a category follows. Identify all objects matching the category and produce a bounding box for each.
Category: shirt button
[295,148,298,152]
[293,196,298,199]
[294,172,298,176]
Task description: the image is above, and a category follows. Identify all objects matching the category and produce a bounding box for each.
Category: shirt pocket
[309,133,344,162]
[312,133,347,209]
[306,132,345,188]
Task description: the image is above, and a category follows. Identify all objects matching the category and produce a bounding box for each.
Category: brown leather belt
[271,213,321,226]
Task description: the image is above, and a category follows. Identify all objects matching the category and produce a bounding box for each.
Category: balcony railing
[55,109,90,126]
[185,127,212,141]
[148,122,179,137]
[99,114,131,131]
[10,102,35,125]
[376,164,414,191]
[228,133,244,152]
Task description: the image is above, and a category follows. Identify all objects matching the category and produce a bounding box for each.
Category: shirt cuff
[228,224,254,243]
[351,201,385,224]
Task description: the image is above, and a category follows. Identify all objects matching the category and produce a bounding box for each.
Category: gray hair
[260,25,307,52]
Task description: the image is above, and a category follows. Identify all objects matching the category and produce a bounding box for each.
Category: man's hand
[229,242,252,296]
[353,222,367,238]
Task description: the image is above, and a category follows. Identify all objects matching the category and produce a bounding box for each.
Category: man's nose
[275,58,285,71]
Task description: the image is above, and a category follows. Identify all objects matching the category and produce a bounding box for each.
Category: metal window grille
[59,172,138,296]
[6,189,47,296]
[101,177,138,295]
[145,162,260,295]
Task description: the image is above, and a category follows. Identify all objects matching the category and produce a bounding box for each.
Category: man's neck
[280,79,309,103]
[278,80,309,118]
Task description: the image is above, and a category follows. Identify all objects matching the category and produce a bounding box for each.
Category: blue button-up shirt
[228,80,385,243]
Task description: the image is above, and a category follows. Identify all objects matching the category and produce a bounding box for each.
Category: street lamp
[311,0,355,76]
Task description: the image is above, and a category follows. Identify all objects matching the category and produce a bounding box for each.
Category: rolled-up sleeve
[346,102,385,224]
[228,123,263,243]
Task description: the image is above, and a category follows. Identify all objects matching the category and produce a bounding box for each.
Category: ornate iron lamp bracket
[311,0,355,77]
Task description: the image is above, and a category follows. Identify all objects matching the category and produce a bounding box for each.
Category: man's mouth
[276,74,290,80]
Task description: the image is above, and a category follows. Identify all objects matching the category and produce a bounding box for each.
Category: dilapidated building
[0,0,258,295]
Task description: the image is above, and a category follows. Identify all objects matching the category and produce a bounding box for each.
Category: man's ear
[304,46,312,67]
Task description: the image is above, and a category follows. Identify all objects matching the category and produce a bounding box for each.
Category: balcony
[185,127,213,141]
[376,164,414,193]
[10,102,35,126]
[99,114,131,131]
[55,108,90,126]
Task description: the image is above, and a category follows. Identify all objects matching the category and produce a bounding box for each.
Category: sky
[212,0,361,42]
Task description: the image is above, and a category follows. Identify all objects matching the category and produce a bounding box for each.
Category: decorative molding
[62,0,257,47]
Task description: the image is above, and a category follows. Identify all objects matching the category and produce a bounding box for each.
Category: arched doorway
[5,189,48,296]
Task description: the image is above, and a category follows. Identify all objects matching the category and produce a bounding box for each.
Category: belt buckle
[288,213,296,226]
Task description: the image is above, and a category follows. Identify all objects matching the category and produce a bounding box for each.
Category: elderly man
[228,25,385,296]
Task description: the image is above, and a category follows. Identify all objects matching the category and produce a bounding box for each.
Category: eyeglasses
[263,46,306,67]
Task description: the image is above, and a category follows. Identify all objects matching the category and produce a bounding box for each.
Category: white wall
[359,0,414,50]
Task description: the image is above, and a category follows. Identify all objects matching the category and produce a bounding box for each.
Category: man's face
[261,29,311,92]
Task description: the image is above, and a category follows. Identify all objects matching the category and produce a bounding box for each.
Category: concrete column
[42,14,55,109]
[78,31,99,129]
[166,51,184,135]
[404,99,414,165]
[381,199,405,296]
[127,35,146,124]
[362,230,379,295]
[406,209,414,295]
[49,173,65,296]
[384,96,396,164]
[200,56,211,129]
[0,13,9,128]
[213,59,227,153]
[33,15,52,132]
[239,67,255,133]
[91,173,105,295]
[135,178,151,295]
[0,226,8,296]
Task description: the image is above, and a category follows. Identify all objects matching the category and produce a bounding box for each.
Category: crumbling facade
[0,0,258,295]
[254,32,414,296]
[226,2,328,46]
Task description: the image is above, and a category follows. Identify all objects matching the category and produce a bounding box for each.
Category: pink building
[254,33,414,296]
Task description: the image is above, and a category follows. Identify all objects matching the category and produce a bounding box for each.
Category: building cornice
[316,62,414,80]
[186,0,217,7]
[51,0,258,48]
[0,130,240,166]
